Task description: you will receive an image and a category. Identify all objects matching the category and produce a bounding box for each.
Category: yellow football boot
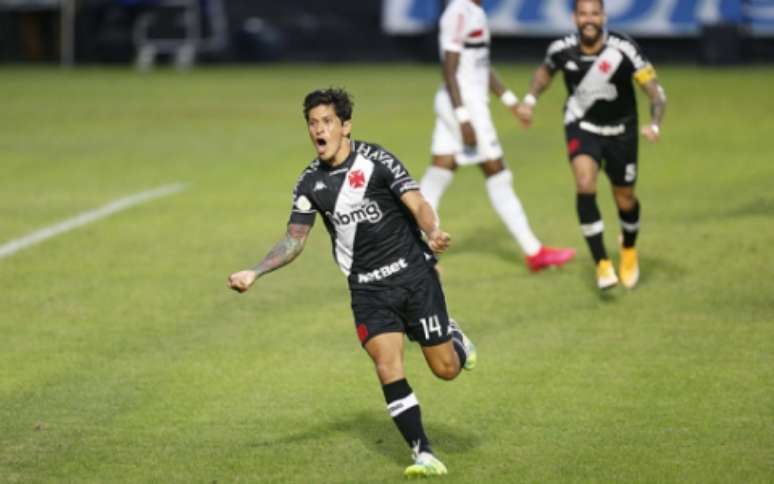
[619,246,640,289]
[596,259,618,290]
[404,452,448,478]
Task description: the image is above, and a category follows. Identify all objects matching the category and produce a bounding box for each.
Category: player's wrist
[454,106,471,124]
[522,93,538,107]
[650,123,660,134]
[500,90,518,108]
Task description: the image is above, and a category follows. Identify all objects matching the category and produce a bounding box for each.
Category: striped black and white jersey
[544,31,657,133]
[288,140,436,290]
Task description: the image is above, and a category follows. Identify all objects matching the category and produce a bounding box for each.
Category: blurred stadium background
[2,1,773,483]
[1,0,773,66]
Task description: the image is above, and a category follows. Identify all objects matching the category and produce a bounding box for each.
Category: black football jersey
[288,140,436,290]
[545,30,655,130]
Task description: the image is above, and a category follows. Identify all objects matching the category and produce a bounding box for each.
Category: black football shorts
[565,122,639,187]
[350,267,452,347]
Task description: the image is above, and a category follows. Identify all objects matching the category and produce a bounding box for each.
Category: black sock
[449,327,467,369]
[382,379,432,454]
[451,338,467,369]
[577,193,608,263]
[619,200,640,248]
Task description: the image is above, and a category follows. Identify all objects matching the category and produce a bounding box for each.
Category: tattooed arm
[639,78,667,142]
[227,223,311,293]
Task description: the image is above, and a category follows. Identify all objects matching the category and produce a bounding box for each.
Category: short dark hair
[303,88,353,122]
[574,0,604,11]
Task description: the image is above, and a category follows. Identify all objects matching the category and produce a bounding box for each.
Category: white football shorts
[431,89,503,165]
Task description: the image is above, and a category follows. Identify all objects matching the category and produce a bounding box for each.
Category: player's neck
[579,37,605,55]
[323,138,352,167]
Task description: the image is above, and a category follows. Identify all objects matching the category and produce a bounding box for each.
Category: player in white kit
[421,0,576,272]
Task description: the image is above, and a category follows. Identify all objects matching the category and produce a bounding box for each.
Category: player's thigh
[566,125,602,193]
[601,132,638,188]
[351,288,406,347]
[570,155,600,193]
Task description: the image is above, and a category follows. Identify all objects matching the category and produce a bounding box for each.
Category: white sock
[420,166,454,212]
[485,170,541,256]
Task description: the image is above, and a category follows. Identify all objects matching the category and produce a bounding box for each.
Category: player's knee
[480,159,505,177]
[430,360,460,381]
[374,361,403,382]
[432,156,457,171]
[575,177,596,193]
[615,192,636,211]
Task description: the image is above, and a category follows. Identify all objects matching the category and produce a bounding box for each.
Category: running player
[420,0,576,273]
[516,0,667,289]
[228,88,476,478]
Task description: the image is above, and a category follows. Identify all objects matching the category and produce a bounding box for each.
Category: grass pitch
[1,64,773,483]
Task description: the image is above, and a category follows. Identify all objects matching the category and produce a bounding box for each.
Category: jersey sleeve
[619,35,657,85]
[543,38,564,73]
[287,177,316,226]
[378,150,421,198]
[439,4,469,53]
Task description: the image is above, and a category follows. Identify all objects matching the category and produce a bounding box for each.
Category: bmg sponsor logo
[326,199,383,227]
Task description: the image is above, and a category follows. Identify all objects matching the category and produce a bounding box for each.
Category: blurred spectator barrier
[127,0,227,70]
[0,0,75,66]
[382,0,774,37]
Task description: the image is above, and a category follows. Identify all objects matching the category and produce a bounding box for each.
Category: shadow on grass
[251,410,481,465]
[679,197,774,222]
[447,224,521,264]
[722,197,774,218]
[575,251,684,299]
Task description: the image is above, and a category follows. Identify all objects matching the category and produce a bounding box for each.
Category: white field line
[0,182,186,260]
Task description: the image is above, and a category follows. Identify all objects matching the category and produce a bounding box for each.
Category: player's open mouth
[314,137,328,156]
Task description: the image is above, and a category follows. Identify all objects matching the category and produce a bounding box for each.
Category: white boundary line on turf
[0,182,187,260]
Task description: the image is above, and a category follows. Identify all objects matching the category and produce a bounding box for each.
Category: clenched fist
[228,270,258,293]
[427,229,451,254]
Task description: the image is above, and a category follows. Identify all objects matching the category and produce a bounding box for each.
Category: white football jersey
[438,0,491,101]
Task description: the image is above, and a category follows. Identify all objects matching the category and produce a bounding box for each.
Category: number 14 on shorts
[420,315,443,339]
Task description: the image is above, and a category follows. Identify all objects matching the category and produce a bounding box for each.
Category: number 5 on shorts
[420,315,443,340]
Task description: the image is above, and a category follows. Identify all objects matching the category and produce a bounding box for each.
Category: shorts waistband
[579,121,626,136]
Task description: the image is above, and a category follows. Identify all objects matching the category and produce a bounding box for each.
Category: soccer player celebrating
[228,88,476,478]
[420,0,576,272]
[516,0,667,289]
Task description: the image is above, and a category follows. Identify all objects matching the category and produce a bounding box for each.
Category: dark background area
[1,0,772,65]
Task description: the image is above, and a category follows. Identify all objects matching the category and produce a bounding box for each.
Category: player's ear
[342,119,352,137]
